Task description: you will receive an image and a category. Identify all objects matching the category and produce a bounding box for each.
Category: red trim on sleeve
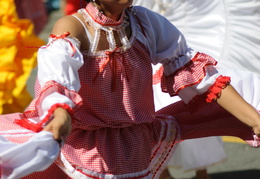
[42,32,76,57]
[161,52,217,96]
[14,103,73,132]
[186,75,231,112]
[206,75,231,102]
[24,80,82,118]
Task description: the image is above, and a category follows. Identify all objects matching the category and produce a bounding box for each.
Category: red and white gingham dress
[0,3,259,179]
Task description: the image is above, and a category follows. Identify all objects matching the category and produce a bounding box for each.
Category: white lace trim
[78,9,131,55]
[56,153,152,179]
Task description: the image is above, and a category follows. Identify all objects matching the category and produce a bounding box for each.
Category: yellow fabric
[0,0,45,114]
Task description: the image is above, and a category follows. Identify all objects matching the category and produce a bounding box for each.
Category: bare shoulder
[51,14,86,42]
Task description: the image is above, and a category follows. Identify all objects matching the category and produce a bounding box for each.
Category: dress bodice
[72,4,156,130]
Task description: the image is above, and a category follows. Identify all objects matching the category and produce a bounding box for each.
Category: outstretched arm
[216,85,260,137]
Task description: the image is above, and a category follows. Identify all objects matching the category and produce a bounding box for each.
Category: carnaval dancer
[0,1,260,179]
[0,0,45,114]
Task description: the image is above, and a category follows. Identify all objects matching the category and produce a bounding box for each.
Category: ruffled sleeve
[134,6,230,107]
[15,33,84,132]
[160,52,230,105]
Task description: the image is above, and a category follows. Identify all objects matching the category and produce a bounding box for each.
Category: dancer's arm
[217,85,260,137]
[42,16,84,140]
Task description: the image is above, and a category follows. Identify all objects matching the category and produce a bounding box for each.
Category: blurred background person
[134,0,260,179]
[44,0,61,15]
[0,0,45,114]
[15,0,47,35]
[62,0,87,15]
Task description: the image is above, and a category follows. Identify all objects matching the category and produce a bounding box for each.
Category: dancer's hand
[252,123,260,138]
[43,107,72,140]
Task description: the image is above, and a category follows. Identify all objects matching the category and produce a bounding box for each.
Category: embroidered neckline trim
[79,4,131,54]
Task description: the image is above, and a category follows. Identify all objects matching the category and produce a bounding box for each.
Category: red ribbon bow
[44,32,76,57]
[93,48,129,91]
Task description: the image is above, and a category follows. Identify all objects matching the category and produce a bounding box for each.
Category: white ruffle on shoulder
[134,0,260,170]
